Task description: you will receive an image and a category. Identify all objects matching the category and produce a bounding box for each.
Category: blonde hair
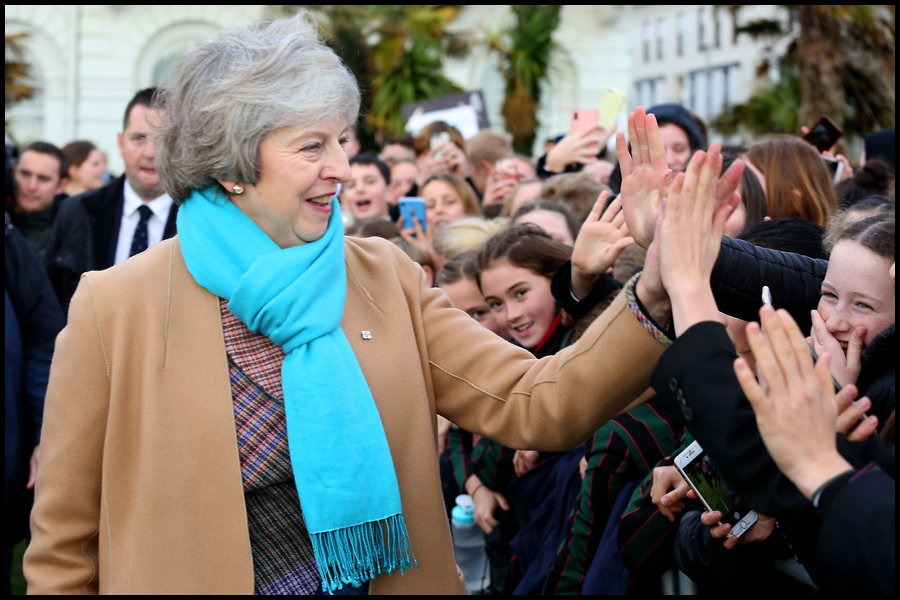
[501,177,542,217]
[389,237,434,270]
[465,129,513,166]
[538,172,609,224]
[745,136,838,226]
[420,174,480,217]
[430,216,509,261]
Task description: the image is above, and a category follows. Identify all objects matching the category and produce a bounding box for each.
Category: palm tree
[487,5,564,155]
[717,5,895,142]
[5,33,34,106]
[285,5,469,144]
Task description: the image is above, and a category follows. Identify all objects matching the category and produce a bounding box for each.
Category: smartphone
[398,197,427,234]
[571,109,600,153]
[803,115,842,153]
[674,441,758,538]
[597,87,626,131]
[822,155,845,184]
[492,158,522,185]
[430,131,452,160]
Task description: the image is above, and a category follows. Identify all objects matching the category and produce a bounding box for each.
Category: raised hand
[618,107,745,249]
[481,172,519,207]
[733,307,854,500]
[570,191,634,299]
[657,144,743,336]
[546,125,607,173]
[617,107,672,248]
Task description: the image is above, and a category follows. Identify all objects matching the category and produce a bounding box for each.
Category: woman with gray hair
[24,12,686,595]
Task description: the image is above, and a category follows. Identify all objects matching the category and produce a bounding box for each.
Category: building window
[686,64,739,123]
[643,21,652,62]
[677,13,685,56]
[656,18,664,60]
[698,7,707,50]
[635,77,663,109]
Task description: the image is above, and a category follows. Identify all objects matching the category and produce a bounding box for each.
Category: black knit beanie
[646,103,706,153]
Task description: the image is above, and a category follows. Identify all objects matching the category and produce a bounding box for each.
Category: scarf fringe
[311,513,418,594]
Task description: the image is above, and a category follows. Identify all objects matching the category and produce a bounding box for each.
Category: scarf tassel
[311,513,418,594]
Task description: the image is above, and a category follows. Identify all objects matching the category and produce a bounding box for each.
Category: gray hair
[154,11,360,204]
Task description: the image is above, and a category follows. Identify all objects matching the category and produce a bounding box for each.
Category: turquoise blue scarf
[177,185,415,592]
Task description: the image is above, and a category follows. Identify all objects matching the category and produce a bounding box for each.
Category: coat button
[669,377,678,392]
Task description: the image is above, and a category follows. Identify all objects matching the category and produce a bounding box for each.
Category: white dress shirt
[114,180,174,265]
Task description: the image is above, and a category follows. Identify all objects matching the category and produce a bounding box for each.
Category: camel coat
[24,235,665,594]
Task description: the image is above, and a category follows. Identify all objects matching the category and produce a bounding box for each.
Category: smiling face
[817,240,895,350]
[217,119,351,248]
[440,277,508,339]
[480,259,557,349]
[423,179,467,231]
[344,163,389,220]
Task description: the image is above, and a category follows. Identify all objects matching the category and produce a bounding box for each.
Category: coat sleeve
[711,236,828,333]
[5,223,66,444]
[23,274,110,594]
[419,266,667,452]
[650,320,896,518]
[813,469,896,595]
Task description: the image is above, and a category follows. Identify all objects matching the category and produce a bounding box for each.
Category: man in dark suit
[44,88,177,314]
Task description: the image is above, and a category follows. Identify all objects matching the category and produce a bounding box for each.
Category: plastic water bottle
[451,494,490,594]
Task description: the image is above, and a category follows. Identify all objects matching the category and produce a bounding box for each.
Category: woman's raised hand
[658,144,743,337]
[570,191,634,299]
[733,307,854,500]
[616,107,672,249]
[545,125,608,173]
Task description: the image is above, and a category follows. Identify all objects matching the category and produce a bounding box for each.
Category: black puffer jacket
[712,236,895,424]
[711,236,826,333]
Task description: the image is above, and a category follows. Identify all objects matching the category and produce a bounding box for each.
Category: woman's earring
[233,184,244,195]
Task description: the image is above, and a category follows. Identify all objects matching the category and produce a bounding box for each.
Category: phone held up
[803,115,843,153]
[571,109,600,153]
[597,86,626,131]
[674,440,758,538]
[430,131,452,160]
[398,197,427,235]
